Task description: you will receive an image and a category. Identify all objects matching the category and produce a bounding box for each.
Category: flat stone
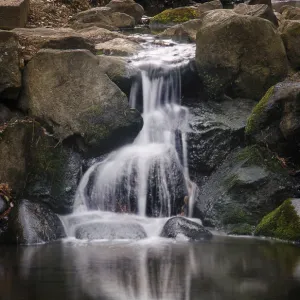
[0,0,29,29]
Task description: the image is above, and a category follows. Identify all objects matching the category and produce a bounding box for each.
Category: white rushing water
[63,38,198,239]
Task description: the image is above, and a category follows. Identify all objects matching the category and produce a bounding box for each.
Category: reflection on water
[1,236,300,300]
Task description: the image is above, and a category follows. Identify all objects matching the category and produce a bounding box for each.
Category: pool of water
[1,236,300,300]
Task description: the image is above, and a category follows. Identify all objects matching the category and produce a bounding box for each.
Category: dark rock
[0,30,21,101]
[75,221,147,240]
[160,216,213,240]
[187,98,256,176]
[0,120,82,214]
[248,0,271,7]
[0,195,8,214]
[0,104,12,124]
[194,146,299,229]
[195,9,288,100]
[4,199,66,244]
[245,81,300,163]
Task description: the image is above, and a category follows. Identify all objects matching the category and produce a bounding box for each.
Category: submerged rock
[279,20,300,70]
[255,198,300,242]
[20,49,143,156]
[0,30,21,101]
[4,199,66,244]
[195,146,299,230]
[245,81,300,163]
[75,221,147,240]
[106,0,144,23]
[160,217,212,240]
[195,10,288,100]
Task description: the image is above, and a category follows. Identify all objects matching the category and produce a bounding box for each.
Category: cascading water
[63,38,199,239]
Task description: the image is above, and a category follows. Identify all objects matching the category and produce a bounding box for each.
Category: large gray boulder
[245,81,300,161]
[279,20,300,69]
[280,5,300,20]
[0,30,21,101]
[106,0,144,23]
[20,49,142,155]
[4,199,66,244]
[195,10,288,100]
[69,7,135,30]
[233,4,278,26]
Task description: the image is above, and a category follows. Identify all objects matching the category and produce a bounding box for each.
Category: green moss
[150,7,198,25]
[228,223,254,236]
[96,50,104,55]
[255,199,300,242]
[237,145,285,173]
[245,86,274,135]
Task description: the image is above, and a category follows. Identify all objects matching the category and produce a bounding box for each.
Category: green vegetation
[228,223,254,236]
[255,199,300,242]
[245,86,274,135]
[150,7,198,25]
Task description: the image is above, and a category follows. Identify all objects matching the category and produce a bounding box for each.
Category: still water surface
[1,236,300,300]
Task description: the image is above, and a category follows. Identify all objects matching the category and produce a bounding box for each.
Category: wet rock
[195,10,288,100]
[160,217,213,240]
[187,98,256,176]
[96,38,142,56]
[12,27,95,63]
[245,81,300,162]
[0,30,21,101]
[4,199,66,244]
[0,120,82,214]
[195,146,299,229]
[106,0,144,23]
[248,0,272,7]
[0,104,12,124]
[0,195,8,215]
[281,5,300,20]
[20,49,143,156]
[279,20,300,70]
[75,221,147,240]
[233,4,278,26]
[255,198,300,242]
[69,7,135,30]
[158,19,202,42]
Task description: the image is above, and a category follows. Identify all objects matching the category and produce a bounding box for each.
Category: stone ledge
[0,0,29,29]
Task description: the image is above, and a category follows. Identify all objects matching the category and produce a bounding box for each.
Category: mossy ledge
[150,7,198,25]
[254,199,300,242]
[245,86,275,135]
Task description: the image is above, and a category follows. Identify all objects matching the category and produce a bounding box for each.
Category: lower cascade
[63,53,203,240]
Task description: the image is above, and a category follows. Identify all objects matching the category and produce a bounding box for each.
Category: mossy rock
[150,7,199,27]
[255,199,300,242]
[245,86,275,135]
[227,223,254,236]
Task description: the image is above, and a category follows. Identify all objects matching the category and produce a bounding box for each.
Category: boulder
[245,81,300,162]
[75,221,147,240]
[158,19,202,42]
[0,120,82,214]
[160,217,213,240]
[0,0,30,30]
[281,5,300,20]
[69,7,135,30]
[195,10,288,100]
[193,0,222,12]
[150,7,200,28]
[4,199,66,244]
[233,4,278,26]
[0,104,13,124]
[194,146,299,230]
[279,20,300,70]
[20,49,143,156]
[187,98,256,177]
[106,0,144,23]
[0,30,21,101]
[255,198,300,242]
[96,37,142,56]
[273,1,300,13]
[12,27,95,63]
